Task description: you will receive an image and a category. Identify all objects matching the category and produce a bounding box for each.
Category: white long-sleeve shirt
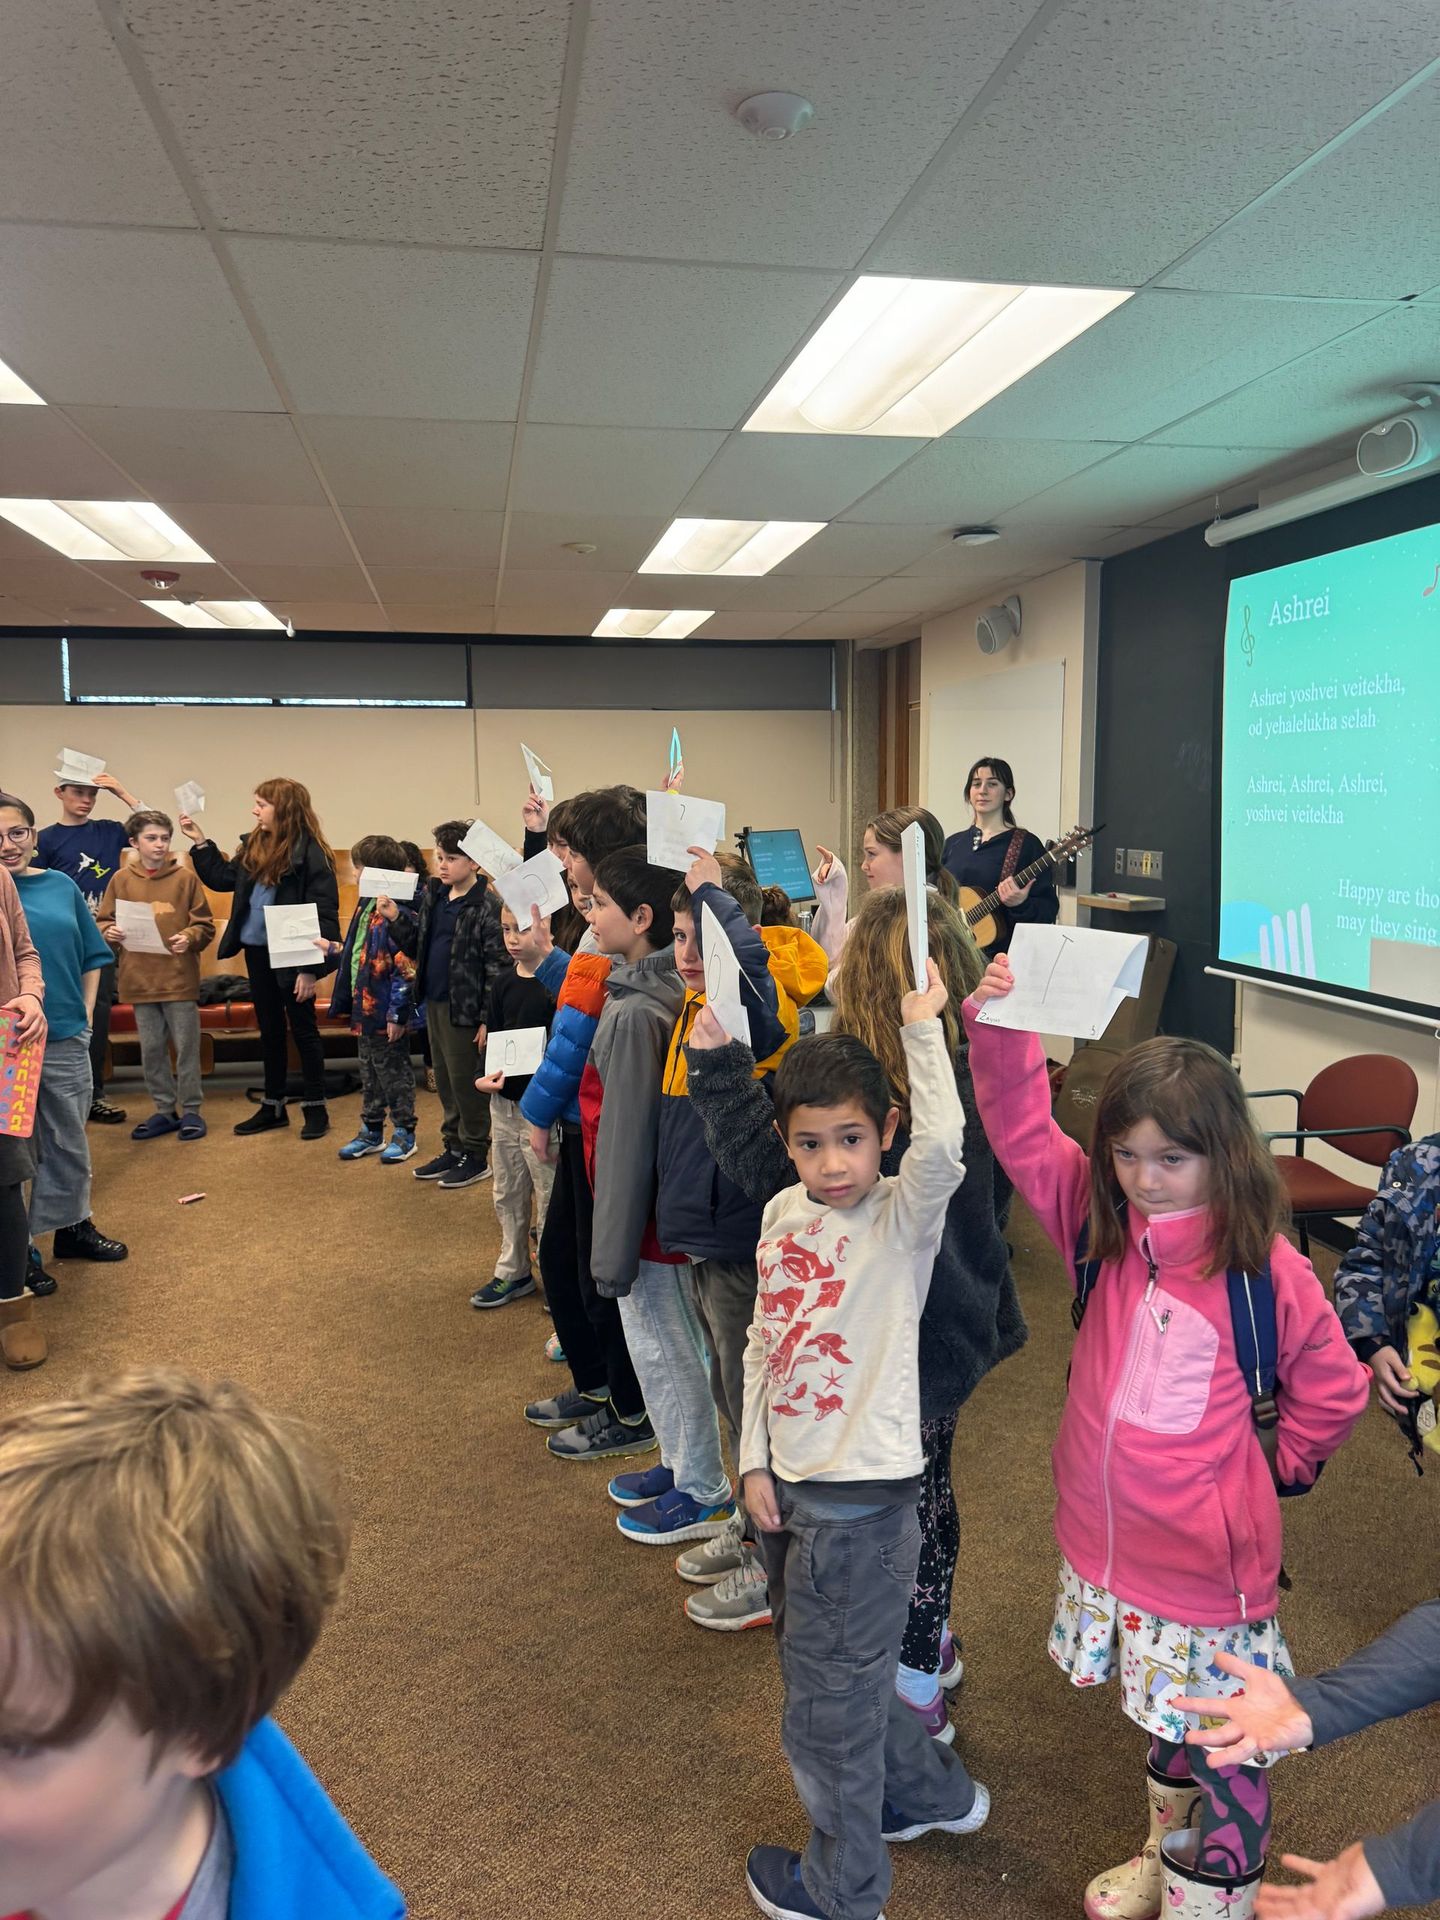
[739,1018,965,1485]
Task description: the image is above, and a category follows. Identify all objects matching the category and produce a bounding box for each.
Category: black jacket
[390,875,505,1030]
[685,1034,1028,1422]
[191,832,340,972]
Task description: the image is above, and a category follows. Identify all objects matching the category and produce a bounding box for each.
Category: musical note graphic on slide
[1257,904,1317,979]
[1423,563,1440,598]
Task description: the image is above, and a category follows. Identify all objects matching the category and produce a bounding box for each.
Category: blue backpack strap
[1072,1220,1104,1331]
[1227,1261,1280,1466]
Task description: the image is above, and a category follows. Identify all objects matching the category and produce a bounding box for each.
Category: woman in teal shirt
[0,793,128,1282]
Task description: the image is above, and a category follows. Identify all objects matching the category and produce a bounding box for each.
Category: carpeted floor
[13,1072,1439,1920]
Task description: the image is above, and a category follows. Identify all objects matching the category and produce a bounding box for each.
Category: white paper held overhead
[700,902,751,1045]
[458,819,522,877]
[974,923,1148,1041]
[521,743,554,804]
[355,866,418,902]
[174,780,205,817]
[645,789,725,870]
[114,898,168,955]
[263,902,323,968]
[901,820,929,994]
[484,1027,548,1078]
[495,848,569,922]
[55,747,106,784]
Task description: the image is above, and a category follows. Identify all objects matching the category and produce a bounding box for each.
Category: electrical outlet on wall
[1126,848,1144,877]
[1114,847,1126,874]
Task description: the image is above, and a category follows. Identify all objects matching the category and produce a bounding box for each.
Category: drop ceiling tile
[503,512,667,574]
[228,239,538,420]
[387,607,494,635]
[693,613,804,640]
[0,554,147,605]
[528,259,842,428]
[124,0,571,246]
[496,570,634,610]
[301,417,515,511]
[342,509,504,570]
[0,597,62,625]
[785,608,903,640]
[673,575,872,614]
[0,226,280,410]
[366,568,498,606]
[1002,443,1300,526]
[0,409,134,498]
[1083,526,1173,557]
[900,526,1119,577]
[175,504,357,566]
[512,426,728,516]
[0,0,196,227]
[239,564,374,600]
[64,408,325,506]
[494,608,614,637]
[1149,304,1440,449]
[681,434,923,520]
[773,522,954,577]
[284,603,393,633]
[838,437,1122,524]
[558,0,1036,266]
[953,292,1391,444]
[86,561,243,599]
[826,577,958,616]
[866,0,1440,286]
[1164,77,1440,299]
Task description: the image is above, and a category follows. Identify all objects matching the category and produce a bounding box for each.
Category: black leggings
[899,1412,960,1673]
[243,944,326,1104]
[0,1182,26,1300]
[539,1127,645,1420]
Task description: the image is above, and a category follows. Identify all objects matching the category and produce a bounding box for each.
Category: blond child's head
[0,1368,348,1914]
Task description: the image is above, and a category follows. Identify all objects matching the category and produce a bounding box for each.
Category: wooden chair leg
[199,1034,215,1076]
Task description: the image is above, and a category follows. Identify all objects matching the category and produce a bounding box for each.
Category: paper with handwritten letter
[459,819,522,878]
[263,903,322,968]
[495,849,569,922]
[521,743,554,804]
[484,1026,548,1078]
[700,902,751,1044]
[355,866,418,902]
[115,898,168,955]
[56,747,106,784]
[974,923,1148,1041]
[902,821,928,994]
[645,790,725,871]
[175,780,205,817]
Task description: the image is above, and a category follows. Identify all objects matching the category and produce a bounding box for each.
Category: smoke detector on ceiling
[141,569,181,591]
[735,92,814,139]
[952,526,1000,547]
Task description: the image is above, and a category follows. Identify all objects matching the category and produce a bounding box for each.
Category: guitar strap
[999,828,1026,882]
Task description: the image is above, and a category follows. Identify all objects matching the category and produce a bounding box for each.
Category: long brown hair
[239,777,334,887]
[1087,1038,1288,1274]
[833,887,983,1120]
[867,805,961,906]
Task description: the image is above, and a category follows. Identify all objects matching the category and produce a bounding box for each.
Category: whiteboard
[925,660,1065,845]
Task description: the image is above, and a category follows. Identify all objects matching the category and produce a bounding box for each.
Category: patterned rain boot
[1159,1830,1264,1920]
[1083,1764,1203,1920]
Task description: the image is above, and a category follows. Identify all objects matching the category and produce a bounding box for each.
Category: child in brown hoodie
[98,811,215,1141]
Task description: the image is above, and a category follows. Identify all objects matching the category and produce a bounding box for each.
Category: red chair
[1247,1055,1419,1257]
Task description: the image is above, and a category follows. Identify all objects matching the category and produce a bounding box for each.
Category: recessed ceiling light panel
[638,518,825,576]
[0,499,212,563]
[0,357,44,406]
[744,276,1131,438]
[593,608,713,640]
[144,599,284,630]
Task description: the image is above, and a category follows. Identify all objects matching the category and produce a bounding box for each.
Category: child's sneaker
[880,1783,990,1843]
[381,1127,417,1164]
[523,1387,605,1429]
[744,1846,833,1920]
[470,1273,536,1309]
[675,1508,746,1584]
[616,1487,735,1545]
[414,1148,461,1181]
[543,1332,566,1364]
[546,1409,657,1462]
[437,1151,490,1189]
[684,1550,771,1631]
[338,1126,384,1161]
[902,1687,956,1745]
[608,1462,675,1508]
[939,1627,964,1691]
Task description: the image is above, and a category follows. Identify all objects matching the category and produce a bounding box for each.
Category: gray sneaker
[684,1549,771,1632]
[523,1387,605,1429]
[675,1509,746,1585]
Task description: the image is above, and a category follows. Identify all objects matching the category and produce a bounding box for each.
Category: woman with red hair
[180,779,340,1139]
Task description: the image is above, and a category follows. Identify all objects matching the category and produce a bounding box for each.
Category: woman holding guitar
[942,758,1058,959]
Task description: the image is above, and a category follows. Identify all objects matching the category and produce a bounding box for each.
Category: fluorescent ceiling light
[593,608,714,640]
[0,357,43,406]
[744,276,1132,437]
[143,599,285,630]
[638,519,825,576]
[0,498,212,563]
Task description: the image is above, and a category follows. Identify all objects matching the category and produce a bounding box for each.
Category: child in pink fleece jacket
[964,954,1369,1920]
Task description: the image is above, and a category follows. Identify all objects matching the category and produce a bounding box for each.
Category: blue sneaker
[131,1111,182,1140]
[616,1486,736,1546]
[380,1127,417,1164]
[607,1462,676,1509]
[338,1126,384,1161]
[881,1782,990,1842]
[744,1847,832,1920]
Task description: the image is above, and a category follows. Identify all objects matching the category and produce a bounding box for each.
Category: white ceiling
[0,0,1436,644]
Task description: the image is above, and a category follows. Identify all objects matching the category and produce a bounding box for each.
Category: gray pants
[616,1260,730,1507]
[490,1094,556,1280]
[761,1484,978,1920]
[358,1031,416,1130]
[30,1033,95,1235]
[134,1000,203,1115]
[690,1256,759,1458]
[428,1010,491,1160]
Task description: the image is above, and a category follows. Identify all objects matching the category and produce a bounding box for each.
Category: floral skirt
[1049,1558,1294,1765]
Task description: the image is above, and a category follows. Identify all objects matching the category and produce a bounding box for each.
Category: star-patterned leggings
[1150,1735,1271,1876]
[899,1412,960,1674]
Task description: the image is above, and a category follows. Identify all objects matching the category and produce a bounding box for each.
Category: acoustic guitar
[960,822,1100,951]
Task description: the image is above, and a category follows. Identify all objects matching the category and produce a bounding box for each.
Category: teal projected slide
[1220,519,1440,1013]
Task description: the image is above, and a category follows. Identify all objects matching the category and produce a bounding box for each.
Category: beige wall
[0,705,842,863]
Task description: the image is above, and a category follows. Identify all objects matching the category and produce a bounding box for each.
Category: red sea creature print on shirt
[757,1219,853,1419]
